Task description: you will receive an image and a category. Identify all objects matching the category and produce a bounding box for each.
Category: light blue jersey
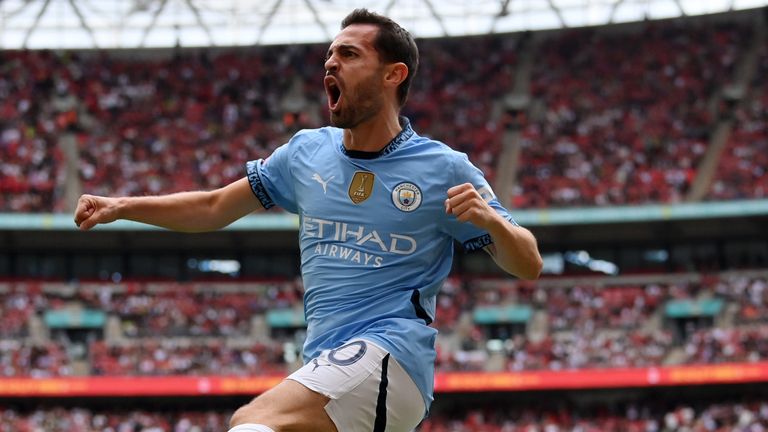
[246,117,515,411]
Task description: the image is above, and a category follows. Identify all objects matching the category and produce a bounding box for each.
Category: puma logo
[312,173,334,194]
[311,358,331,372]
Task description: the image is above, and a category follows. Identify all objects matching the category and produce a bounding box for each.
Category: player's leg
[323,347,424,431]
[283,339,426,432]
[228,379,338,432]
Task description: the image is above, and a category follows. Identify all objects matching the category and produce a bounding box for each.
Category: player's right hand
[74,194,120,231]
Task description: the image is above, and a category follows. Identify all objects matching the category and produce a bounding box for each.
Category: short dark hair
[341,9,419,107]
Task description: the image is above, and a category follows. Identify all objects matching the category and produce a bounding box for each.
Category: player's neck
[343,111,402,153]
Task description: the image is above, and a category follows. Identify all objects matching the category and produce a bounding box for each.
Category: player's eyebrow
[326,44,359,59]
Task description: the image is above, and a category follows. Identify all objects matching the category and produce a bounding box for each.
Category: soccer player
[74,8,542,432]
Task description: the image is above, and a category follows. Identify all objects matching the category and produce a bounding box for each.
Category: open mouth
[324,76,342,112]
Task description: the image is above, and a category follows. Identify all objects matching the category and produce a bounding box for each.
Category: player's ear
[383,62,408,89]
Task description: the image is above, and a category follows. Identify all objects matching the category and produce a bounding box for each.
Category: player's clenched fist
[74,194,120,231]
[444,183,500,229]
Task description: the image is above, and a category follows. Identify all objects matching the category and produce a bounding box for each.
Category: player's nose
[324,55,339,74]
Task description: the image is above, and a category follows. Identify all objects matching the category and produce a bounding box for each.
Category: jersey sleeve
[245,138,299,214]
[442,152,519,252]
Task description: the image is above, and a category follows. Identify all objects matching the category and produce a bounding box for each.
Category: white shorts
[287,339,425,432]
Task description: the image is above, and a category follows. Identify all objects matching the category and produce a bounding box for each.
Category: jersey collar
[340,116,414,160]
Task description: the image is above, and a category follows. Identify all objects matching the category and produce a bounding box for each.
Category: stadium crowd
[405,35,520,183]
[418,400,768,431]
[0,340,71,378]
[0,51,65,212]
[499,329,675,372]
[708,45,768,201]
[74,46,323,200]
[3,272,768,377]
[3,399,768,431]
[0,407,230,432]
[93,287,275,338]
[684,325,768,364]
[1,9,766,432]
[88,339,287,376]
[0,34,515,212]
[714,274,768,323]
[435,277,703,371]
[0,288,40,338]
[513,22,747,207]
[2,16,764,212]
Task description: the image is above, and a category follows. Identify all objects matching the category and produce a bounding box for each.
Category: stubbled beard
[329,74,383,129]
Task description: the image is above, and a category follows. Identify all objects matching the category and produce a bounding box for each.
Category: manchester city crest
[392,182,422,212]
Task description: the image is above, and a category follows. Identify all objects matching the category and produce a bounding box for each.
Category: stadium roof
[0,0,766,49]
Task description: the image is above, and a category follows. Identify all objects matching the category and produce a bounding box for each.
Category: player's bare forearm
[74,177,262,232]
[483,216,542,280]
[445,183,542,280]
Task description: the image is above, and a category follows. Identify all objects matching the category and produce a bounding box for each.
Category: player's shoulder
[278,126,342,163]
[408,132,473,166]
[288,126,341,147]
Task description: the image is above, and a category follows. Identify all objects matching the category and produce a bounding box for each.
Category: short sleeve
[442,152,518,252]
[245,140,299,214]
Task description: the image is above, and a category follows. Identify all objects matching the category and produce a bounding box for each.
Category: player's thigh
[324,350,424,432]
[289,339,425,432]
[230,379,337,432]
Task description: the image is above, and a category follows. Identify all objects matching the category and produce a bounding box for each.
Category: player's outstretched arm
[445,183,543,280]
[74,177,263,232]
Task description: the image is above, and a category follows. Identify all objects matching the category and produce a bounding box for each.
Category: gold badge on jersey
[348,171,375,204]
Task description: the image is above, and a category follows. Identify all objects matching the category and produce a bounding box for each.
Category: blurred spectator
[0,51,65,212]
[709,46,768,201]
[4,399,768,431]
[1,19,758,211]
[3,272,768,376]
[514,23,746,207]
[89,339,287,376]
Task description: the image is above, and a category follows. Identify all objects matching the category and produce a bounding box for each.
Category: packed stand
[2,32,520,211]
[4,399,768,431]
[713,274,768,323]
[419,400,768,431]
[5,273,768,376]
[0,340,72,378]
[435,276,728,372]
[74,35,516,195]
[88,339,287,376]
[543,282,682,331]
[0,407,231,432]
[0,284,47,338]
[74,46,324,199]
[0,51,66,212]
[683,325,768,364]
[6,280,303,338]
[404,36,520,183]
[2,338,290,378]
[2,280,303,377]
[1,282,86,378]
[77,274,766,375]
[504,328,674,371]
[709,44,768,200]
[514,23,747,207]
[2,18,757,212]
[70,280,303,338]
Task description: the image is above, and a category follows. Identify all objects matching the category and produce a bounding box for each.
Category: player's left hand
[445,183,500,230]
